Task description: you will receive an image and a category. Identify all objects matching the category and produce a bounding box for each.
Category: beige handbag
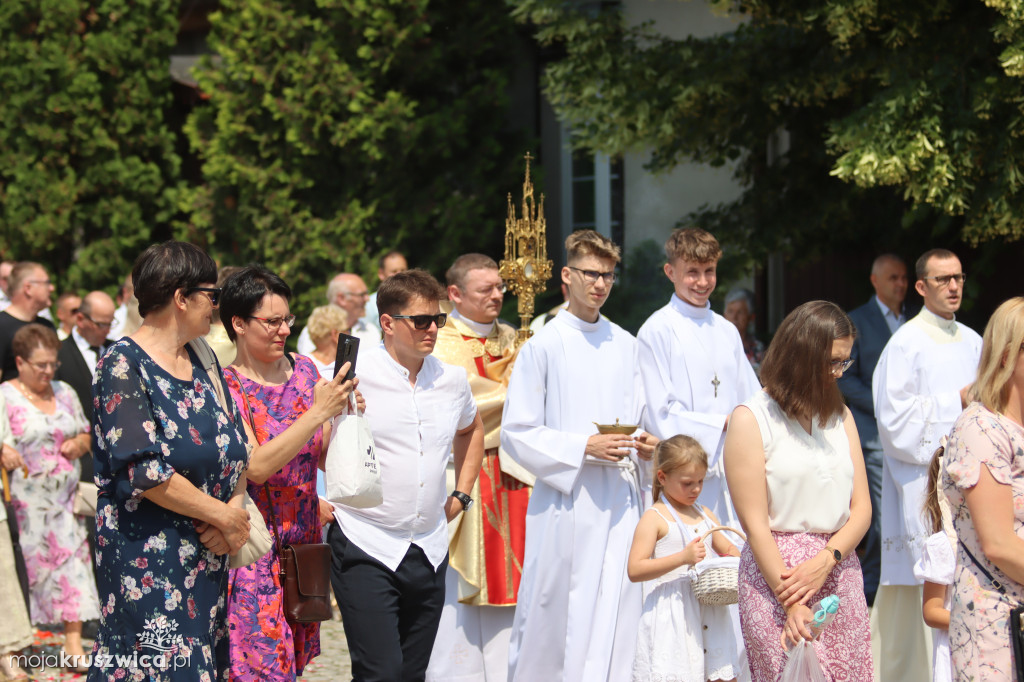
[73,481,98,517]
[188,338,272,569]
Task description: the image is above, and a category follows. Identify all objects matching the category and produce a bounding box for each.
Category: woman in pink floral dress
[2,324,99,666]
[219,264,356,681]
[944,297,1024,680]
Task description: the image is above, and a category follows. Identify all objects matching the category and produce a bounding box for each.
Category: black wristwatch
[824,546,842,564]
[450,490,473,511]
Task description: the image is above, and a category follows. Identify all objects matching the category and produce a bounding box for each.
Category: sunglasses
[185,286,222,307]
[390,313,447,330]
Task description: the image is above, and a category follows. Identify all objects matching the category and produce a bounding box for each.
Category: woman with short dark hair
[88,241,252,681]
[724,301,873,680]
[220,263,355,681]
[2,323,97,670]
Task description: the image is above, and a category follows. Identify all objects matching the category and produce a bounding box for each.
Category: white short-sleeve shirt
[743,389,854,533]
[331,344,477,571]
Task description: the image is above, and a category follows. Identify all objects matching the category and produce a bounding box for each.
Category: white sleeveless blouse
[743,389,853,533]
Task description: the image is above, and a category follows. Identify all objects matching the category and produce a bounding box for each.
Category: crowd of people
[0,229,1020,682]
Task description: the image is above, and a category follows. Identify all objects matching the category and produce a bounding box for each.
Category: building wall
[621,0,746,255]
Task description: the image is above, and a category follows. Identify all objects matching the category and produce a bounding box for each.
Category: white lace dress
[632,504,739,682]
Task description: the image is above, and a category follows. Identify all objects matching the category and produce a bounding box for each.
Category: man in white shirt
[426,254,529,682]
[362,250,408,331]
[838,254,912,607]
[297,272,381,354]
[328,269,485,682]
[501,230,656,682]
[637,228,759,528]
[872,248,981,682]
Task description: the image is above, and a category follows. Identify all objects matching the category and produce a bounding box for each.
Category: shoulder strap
[222,364,283,555]
[959,538,1008,596]
[187,337,233,420]
[661,498,698,545]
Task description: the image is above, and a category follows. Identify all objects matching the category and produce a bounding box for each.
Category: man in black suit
[56,291,116,425]
[55,291,115,575]
[838,254,912,606]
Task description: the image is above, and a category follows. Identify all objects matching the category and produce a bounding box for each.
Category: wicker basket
[691,525,746,606]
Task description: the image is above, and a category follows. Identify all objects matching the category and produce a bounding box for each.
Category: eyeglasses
[247,314,297,331]
[922,273,966,288]
[830,358,854,375]
[27,279,52,287]
[24,360,60,372]
[391,313,447,330]
[568,266,616,284]
[81,312,113,329]
[344,291,371,300]
[471,283,507,296]
[186,286,222,307]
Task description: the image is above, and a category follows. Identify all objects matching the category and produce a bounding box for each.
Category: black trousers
[328,522,447,682]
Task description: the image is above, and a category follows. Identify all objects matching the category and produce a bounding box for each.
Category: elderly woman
[1,324,99,668]
[220,264,355,681]
[305,304,348,379]
[88,242,251,681]
[724,301,872,680]
[944,296,1024,679]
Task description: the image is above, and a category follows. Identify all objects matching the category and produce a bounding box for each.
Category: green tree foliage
[510,0,1024,261]
[185,0,528,315]
[0,0,182,290]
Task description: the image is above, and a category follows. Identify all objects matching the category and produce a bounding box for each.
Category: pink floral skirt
[738,531,873,681]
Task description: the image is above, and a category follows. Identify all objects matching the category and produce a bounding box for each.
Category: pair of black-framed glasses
[391,313,447,330]
[186,286,222,307]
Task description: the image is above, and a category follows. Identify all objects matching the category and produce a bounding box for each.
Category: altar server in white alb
[637,227,759,527]
[872,248,981,682]
[501,229,657,682]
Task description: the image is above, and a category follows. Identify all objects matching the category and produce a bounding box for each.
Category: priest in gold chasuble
[426,254,532,682]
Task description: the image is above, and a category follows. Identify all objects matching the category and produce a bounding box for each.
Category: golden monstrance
[500,153,553,347]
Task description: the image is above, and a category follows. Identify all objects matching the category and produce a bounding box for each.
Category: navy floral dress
[87,339,250,682]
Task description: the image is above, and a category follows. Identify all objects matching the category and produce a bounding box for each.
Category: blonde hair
[923,445,945,534]
[652,435,708,503]
[306,304,349,348]
[565,229,621,265]
[972,297,1024,413]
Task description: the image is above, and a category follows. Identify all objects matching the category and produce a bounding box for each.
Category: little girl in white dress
[913,444,956,682]
[628,435,742,682]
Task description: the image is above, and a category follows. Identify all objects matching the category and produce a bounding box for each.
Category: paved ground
[18,615,352,680]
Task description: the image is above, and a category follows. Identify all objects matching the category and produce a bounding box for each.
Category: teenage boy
[501,230,657,682]
[637,227,760,527]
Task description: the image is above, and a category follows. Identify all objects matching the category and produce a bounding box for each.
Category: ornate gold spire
[500,152,553,346]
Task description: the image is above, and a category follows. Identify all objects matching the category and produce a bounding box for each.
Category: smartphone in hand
[334,333,359,381]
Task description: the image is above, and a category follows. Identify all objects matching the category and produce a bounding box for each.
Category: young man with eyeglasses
[426,253,530,682]
[327,269,485,682]
[501,229,657,682]
[0,262,56,382]
[872,248,982,682]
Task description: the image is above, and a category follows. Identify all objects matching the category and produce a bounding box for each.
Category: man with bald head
[55,290,116,567]
[56,290,117,422]
[296,272,381,356]
[838,253,913,607]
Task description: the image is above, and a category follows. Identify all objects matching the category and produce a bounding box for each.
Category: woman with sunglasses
[723,301,873,680]
[1,323,98,672]
[88,241,252,681]
[218,263,357,681]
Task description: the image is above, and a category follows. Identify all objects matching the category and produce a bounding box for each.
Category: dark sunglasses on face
[390,313,447,330]
[185,286,222,307]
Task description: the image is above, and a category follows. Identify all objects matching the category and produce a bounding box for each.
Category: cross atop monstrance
[500,153,553,347]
